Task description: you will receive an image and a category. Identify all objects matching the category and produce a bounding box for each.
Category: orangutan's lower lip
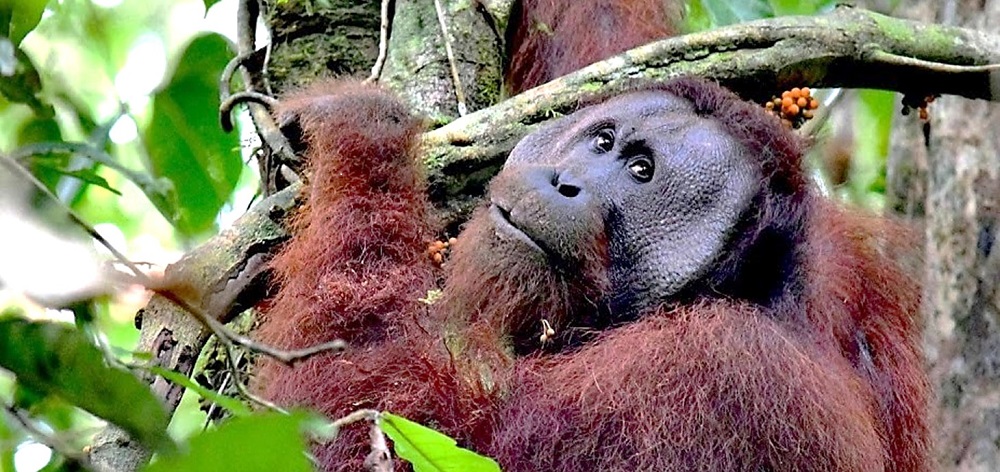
[489,204,546,254]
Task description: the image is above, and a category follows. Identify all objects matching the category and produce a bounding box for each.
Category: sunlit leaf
[380,413,502,472]
[144,33,240,236]
[698,0,772,26]
[16,141,176,215]
[0,44,52,117]
[850,90,895,207]
[0,415,14,472]
[144,412,312,472]
[1,0,48,45]
[28,161,122,196]
[682,0,712,33]
[16,117,64,190]
[0,319,174,454]
[769,0,836,16]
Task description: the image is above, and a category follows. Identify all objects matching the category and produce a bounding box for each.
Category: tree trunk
[885,1,1000,470]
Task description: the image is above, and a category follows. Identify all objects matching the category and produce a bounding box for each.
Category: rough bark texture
[262,0,381,93]
[885,1,1000,470]
[381,0,503,122]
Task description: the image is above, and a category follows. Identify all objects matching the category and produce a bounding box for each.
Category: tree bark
[885,1,1000,470]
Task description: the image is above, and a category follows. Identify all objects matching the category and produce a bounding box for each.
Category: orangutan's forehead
[589,91,694,119]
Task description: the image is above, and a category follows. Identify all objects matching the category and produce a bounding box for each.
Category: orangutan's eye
[592,128,615,153]
[627,156,654,183]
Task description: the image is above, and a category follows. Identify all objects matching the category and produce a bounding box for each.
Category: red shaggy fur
[254,2,929,471]
[505,0,681,94]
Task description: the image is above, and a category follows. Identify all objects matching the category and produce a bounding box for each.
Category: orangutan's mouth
[489,204,546,254]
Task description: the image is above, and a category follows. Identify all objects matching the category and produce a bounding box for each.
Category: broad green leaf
[203,0,222,10]
[0,44,52,117]
[144,412,312,472]
[1,0,48,45]
[769,0,835,16]
[0,406,15,472]
[27,161,122,196]
[147,366,252,418]
[144,33,240,236]
[13,386,85,432]
[851,90,895,207]
[682,0,712,33]
[700,0,772,26]
[0,319,174,453]
[380,413,502,472]
[16,117,64,190]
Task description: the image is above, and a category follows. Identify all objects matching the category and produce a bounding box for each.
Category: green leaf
[850,90,895,207]
[380,413,502,472]
[1,0,48,45]
[768,0,835,16]
[0,416,14,472]
[203,0,222,10]
[0,42,53,117]
[0,319,174,453]
[147,366,252,418]
[28,161,122,195]
[17,141,176,213]
[700,0,773,26]
[144,33,240,236]
[144,412,312,472]
[16,117,64,190]
[682,0,712,33]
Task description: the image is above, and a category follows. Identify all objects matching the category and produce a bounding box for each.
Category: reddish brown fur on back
[488,301,886,472]
[505,0,681,94]
[806,203,929,470]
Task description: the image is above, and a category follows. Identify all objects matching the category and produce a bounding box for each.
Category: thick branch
[421,6,1000,206]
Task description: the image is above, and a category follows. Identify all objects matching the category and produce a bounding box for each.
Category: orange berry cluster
[428,237,458,266]
[902,94,936,121]
[764,87,819,128]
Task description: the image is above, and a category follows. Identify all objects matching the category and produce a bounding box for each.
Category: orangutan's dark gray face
[487,91,761,314]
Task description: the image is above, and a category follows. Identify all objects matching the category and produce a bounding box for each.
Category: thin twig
[219,53,251,102]
[432,0,468,116]
[322,409,392,471]
[202,348,240,428]
[799,88,845,138]
[365,422,394,472]
[0,155,145,279]
[222,340,288,412]
[367,0,394,83]
[331,409,380,432]
[145,282,346,366]
[220,91,280,132]
[234,0,298,191]
[866,49,1000,75]
[5,404,91,467]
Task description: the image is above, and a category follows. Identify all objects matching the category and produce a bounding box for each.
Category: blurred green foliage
[1,0,261,470]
